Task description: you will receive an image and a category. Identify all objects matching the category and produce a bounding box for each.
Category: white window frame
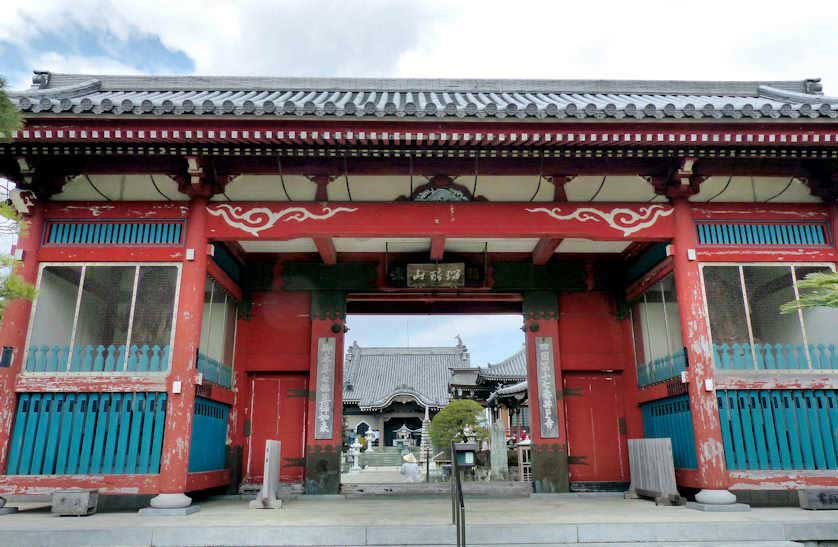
[199,274,238,371]
[629,272,681,372]
[22,262,182,376]
[698,261,837,373]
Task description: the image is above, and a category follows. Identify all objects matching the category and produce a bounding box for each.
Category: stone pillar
[304,295,345,495]
[150,197,209,510]
[523,291,569,493]
[671,198,735,505]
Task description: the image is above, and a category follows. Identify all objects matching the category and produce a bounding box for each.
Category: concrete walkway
[0,495,836,546]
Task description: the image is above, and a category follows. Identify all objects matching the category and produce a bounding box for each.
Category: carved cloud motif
[524,205,674,237]
[207,203,358,237]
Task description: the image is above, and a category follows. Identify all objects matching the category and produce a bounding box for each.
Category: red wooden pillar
[0,203,44,473]
[151,197,209,509]
[304,313,345,495]
[523,292,569,493]
[671,198,734,503]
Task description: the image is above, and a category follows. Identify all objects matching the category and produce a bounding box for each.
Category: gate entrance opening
[339,313,526,488]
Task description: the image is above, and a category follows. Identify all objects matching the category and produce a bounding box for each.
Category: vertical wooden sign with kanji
[314,337,336,440]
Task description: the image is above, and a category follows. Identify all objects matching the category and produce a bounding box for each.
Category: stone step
[341,481,532,497]
[0,524,813,547]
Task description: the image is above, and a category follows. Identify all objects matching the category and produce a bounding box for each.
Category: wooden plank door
[564,372,627,486]
[245,374,307,484]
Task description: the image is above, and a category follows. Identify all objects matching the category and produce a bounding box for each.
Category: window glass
[27,267,82,371]
[703,266,750,347]
[702,263,836,370]
[132,266,178,348]
[660,275,683,352]
[71,266,134,371]
[640,282,668,361]
[795,266,838,367]
[26,264,179,373]
[743,266,803,346]
[198,276,237,367]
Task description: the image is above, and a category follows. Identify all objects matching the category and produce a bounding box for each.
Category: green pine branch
[0,77,36,323]
[0,78,22,142]
[779,271,838,314]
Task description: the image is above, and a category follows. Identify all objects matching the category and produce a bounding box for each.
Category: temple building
[342,342,463,447]
[450,346,530,440]
[0,71,837,509]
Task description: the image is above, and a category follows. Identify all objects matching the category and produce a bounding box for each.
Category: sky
[2,0,837,359]
[346,314,524,367]
[2,1,838,92]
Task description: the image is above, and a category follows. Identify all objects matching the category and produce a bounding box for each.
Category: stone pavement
[0,494,836,546]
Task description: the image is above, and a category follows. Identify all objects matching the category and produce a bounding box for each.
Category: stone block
[687,501,751,512]
[799,489,838,510]
[138,505,200,516]
[51,489,98,516]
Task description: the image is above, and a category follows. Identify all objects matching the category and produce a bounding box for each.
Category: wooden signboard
[406,263,465,288]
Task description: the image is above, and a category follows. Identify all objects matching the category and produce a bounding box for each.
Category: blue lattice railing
[697,222,828,246]
[717,389,838,470]
[197,353,233,389]
[7,392,167,475]
[25,344,171,373]
[46,221,183,245]
[713,343,838,370]
[641,394,698,469]
[637,349,687,387]
[189,397,229,472]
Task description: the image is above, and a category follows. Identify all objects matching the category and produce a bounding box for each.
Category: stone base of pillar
[688,489,749,512]
[138,505,200,516]
[694,488,737,505]
[149,493,193,509]
[687,501,750,512]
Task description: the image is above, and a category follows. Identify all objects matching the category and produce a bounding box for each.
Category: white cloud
[4,1,838,92]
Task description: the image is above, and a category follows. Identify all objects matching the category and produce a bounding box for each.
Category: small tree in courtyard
[780,271,838,314]
[0,78,36,322]
[429,399,486,455]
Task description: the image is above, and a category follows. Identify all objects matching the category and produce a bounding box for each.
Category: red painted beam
[0,474,161,496]
[38,247,187,263]
[16,374,167,393]
[313,237,337,265]
[430,235,445,261]
[205,201,677,241]
[531,238,562,265]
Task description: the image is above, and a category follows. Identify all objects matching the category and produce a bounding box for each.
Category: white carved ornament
[525,204,674,237]
[207,203,358,237]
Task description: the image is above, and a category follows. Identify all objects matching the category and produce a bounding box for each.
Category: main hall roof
[343,342,468,410]
[10,71,838,120]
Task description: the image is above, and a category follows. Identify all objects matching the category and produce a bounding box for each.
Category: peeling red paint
[0,205,44,472]
[0,474,159,495]
[672,198,729,490]
[156,198,208,495]
[716,373,838,390]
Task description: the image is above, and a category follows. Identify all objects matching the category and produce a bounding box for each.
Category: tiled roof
[487,380,528,406]
[478,347,527,382]
[343,343,468,410]
[10,71,838,120]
